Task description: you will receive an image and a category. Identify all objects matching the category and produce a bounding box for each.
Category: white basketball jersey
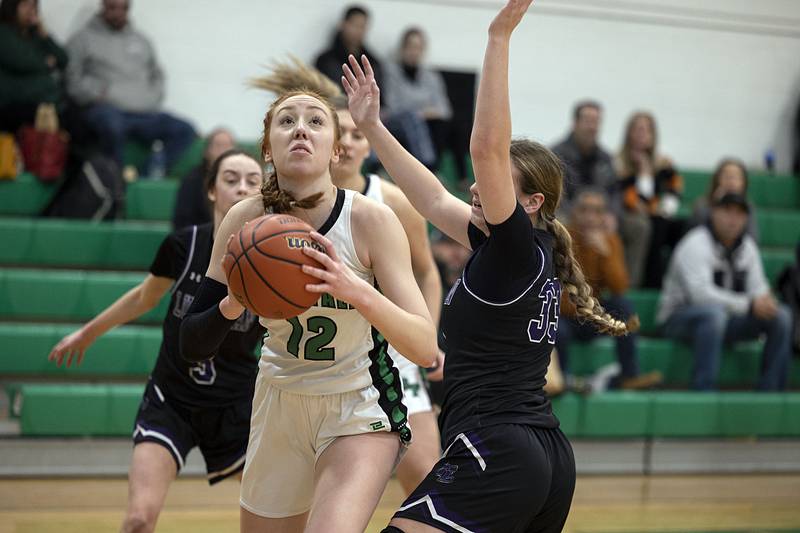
[362,175,415,373]
[259,188,388,394]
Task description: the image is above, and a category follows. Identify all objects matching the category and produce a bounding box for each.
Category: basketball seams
[224,214,323,319]
[238,220,307,313]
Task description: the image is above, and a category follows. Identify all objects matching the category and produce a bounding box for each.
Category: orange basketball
[223,214,324,319]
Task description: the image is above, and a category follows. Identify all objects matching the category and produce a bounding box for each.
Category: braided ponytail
[509,139,633,337]
[260,170,324,214]
[542,215,631,336]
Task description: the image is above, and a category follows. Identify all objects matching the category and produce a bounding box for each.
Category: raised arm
[48,275,172,367]
[343,55,473,249]
[470,0,533,225]
[384,184,443,326]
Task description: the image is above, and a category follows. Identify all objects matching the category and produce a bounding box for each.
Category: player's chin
[283,161,329,180]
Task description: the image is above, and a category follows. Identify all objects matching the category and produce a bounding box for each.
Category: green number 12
[286,316,338,361]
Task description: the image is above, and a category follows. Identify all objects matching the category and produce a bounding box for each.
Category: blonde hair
[251,58,343,214]
[616,111,669,177]
[510,140,632,336]
[250,56,343,101]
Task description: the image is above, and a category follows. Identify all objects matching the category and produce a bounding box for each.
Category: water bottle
[764,149,775,175]
[148,139,166,180]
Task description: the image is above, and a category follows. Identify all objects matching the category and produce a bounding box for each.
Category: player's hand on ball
[48,329,92,367]
[342,54,381,129]
[302,231,369,306]
[489,0,533,38]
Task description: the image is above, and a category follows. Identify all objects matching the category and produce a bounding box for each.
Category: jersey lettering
[172,290,194,319]
[314,293,354,310]
[286,316,337,361]
[189,359,217,385]
[527,278,560,344]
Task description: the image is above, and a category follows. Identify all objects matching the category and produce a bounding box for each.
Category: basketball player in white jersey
[179,86,438,533]
[248,59,445,494]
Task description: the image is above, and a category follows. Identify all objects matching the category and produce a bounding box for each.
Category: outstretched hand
[49,329,92,368]
[342,54,381,129]
[489,0,534,38]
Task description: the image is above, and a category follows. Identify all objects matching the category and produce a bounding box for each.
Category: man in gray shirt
[66,0,195,175]
[657,193,791,390]
[552,101,618,214]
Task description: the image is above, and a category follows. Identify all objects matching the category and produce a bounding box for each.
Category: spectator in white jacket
[657,193,792,391]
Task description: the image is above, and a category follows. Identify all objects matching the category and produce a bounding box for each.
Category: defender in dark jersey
[48,150,265,533]
[343,1,632,531]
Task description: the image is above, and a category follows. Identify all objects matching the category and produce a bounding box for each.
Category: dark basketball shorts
[393,423,576,533]
[132,379,251,484]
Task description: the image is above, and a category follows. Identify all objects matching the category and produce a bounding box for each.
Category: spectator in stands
[552,100,618,214]
[315,5,384,99]
[384,27,452,173]
[616,111,684,288]
[172,127,235,229]
[689,158,759,240]
[555,188,662,391]
[0,0,68,132]
[658,193,792,391]
[65,0,195,175]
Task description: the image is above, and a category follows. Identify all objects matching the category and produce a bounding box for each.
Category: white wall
[42,0,800,172]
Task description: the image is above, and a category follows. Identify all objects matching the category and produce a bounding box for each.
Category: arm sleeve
[179,277,236,362]
[65,33,106,104]
[465,203,540,301]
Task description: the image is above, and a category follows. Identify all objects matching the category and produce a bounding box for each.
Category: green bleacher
[12,385,800,438]
[1,144,798,438]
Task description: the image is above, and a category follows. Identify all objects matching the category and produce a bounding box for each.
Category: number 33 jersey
[258,189,401,397]
[438,204,561,444]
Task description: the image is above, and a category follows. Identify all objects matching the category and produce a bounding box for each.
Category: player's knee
[381,527,406,533]
[121,508,157,533]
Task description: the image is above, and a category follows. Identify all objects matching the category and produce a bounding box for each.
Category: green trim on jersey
[367,327,411,444]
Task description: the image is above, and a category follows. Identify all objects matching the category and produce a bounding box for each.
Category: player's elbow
[408,324,438,368]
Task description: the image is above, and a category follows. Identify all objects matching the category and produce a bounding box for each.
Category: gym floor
[1,474,798,532]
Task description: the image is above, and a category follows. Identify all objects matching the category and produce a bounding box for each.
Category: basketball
[223,214,325,319]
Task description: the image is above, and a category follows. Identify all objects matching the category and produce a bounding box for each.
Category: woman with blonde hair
[616,111,684,288]
[250,57,445,496]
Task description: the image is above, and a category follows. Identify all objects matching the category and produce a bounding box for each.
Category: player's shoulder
[351,190,397,222]
[350,192,404,246]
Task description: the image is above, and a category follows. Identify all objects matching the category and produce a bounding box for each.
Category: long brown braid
[251,56,343,215]
[510,140,631,336]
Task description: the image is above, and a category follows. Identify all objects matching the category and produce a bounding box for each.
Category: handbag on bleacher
[18,103,69,182]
